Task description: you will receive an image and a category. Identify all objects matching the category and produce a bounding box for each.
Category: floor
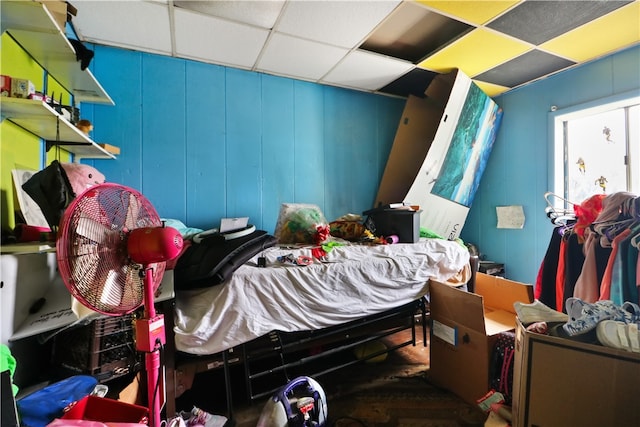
[174,319,486,427]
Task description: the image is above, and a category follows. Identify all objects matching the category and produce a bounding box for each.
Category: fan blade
[124,191,142,230]
[100,269,123,307]
[75,215,114,244]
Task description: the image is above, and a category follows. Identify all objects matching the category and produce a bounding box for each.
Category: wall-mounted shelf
[0,242,55,255]
[1,1,119,160]
[1,0,114,105]
[1,98,116,160]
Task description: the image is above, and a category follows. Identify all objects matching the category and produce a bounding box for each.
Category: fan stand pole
[137,266,165,427]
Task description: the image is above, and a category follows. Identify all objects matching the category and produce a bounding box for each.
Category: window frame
[548,89,640,208]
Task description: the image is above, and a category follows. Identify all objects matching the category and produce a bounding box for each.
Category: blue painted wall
[82,44,639,285]
[81,46,405,232]
[461,45,640,283]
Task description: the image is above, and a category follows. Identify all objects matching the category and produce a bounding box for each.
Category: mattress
[172,238,470,355]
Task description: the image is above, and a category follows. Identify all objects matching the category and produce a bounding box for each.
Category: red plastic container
[61,395,148,424]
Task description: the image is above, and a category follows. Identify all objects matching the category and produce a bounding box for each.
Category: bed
[163,237,471,418]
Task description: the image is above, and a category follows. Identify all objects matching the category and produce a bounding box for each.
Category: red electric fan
[56,183,183,427]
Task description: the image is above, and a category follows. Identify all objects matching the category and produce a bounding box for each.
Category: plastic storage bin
[61,395,148,423]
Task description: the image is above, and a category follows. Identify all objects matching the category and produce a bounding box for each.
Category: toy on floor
[257,376,327,427]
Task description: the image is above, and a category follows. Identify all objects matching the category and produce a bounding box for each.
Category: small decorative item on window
[602,125,613,143]
[595,175,608,192]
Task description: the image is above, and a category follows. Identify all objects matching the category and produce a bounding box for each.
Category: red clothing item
[599,228,632,301]
[556,238,567,311]
[573,194,605,242]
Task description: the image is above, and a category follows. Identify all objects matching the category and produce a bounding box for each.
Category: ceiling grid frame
[66,0,639,98]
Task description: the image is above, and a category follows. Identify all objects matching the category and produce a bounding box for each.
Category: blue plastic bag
[16,375,98,427]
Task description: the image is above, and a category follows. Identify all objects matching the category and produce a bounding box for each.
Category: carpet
[177,329,488,427]
[226,352,487,427]
[309,365,485,427]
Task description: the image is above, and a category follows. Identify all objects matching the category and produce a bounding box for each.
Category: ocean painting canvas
[431,83,503,207]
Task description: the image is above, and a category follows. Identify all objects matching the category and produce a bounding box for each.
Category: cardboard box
[10,79,35,98]
[43,1,76,32]
[428,273,533,406]
[98,143,121,155]
[512,318,640,427]
[375,69,503,239]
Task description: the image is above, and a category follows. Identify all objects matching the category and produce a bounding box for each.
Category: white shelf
[1,1,118,160]
[1,97,116,159]
[1,0,114,105]
[0,242,55,255]
[8,270,176,342]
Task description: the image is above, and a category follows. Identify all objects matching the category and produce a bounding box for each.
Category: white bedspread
[173,238,469,355]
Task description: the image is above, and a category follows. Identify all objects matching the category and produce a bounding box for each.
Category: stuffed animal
[22,160,106,230]
[60,162,105,197]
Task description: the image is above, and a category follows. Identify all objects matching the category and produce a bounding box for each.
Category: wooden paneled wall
[81,46,406,232]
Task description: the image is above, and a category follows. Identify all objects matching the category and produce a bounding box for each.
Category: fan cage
[57,183,166,315]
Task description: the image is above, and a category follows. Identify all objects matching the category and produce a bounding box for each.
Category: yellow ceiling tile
[417,28,531,76]
[416,0,521,25]
[541,2,640,62]
[473,80,510,98]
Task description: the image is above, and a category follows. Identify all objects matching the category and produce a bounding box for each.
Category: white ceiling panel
[276,0,401,48]
[257,33,349,81]
[72,1,172,55]
[322,50,414,91]
[174,8,269,69]
[46,0,637,97]
[174,0,285,29]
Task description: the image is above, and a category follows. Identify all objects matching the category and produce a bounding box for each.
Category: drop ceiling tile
[62,0,639,98]
[417,0,520,25]
[378,68,438,98]
[487,0,633,45]
[322,50,414,91]
[472,80,510,98]
[541,1,640,63]
[276,0,401,48]
[417,28,531,77]
[174,8,269,69]
[173,0,285,29]
[72,1,172,54]
[256,33,349,81]
[360,1,472,63]
[474,49,576,88]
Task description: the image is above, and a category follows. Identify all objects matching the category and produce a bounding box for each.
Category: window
[550,92,639,207]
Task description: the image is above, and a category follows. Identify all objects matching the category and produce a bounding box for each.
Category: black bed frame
[162,297,428,422]
[162,257,479,423]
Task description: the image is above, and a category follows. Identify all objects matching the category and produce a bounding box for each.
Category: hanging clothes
[609,223,640,305]
[555,235,568,311]
[535,226,563,308]
[537,192,580,308]
[599,227,632,301]
[561,230,585,313]
[538,192,639,309]
[573,192,635,303]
